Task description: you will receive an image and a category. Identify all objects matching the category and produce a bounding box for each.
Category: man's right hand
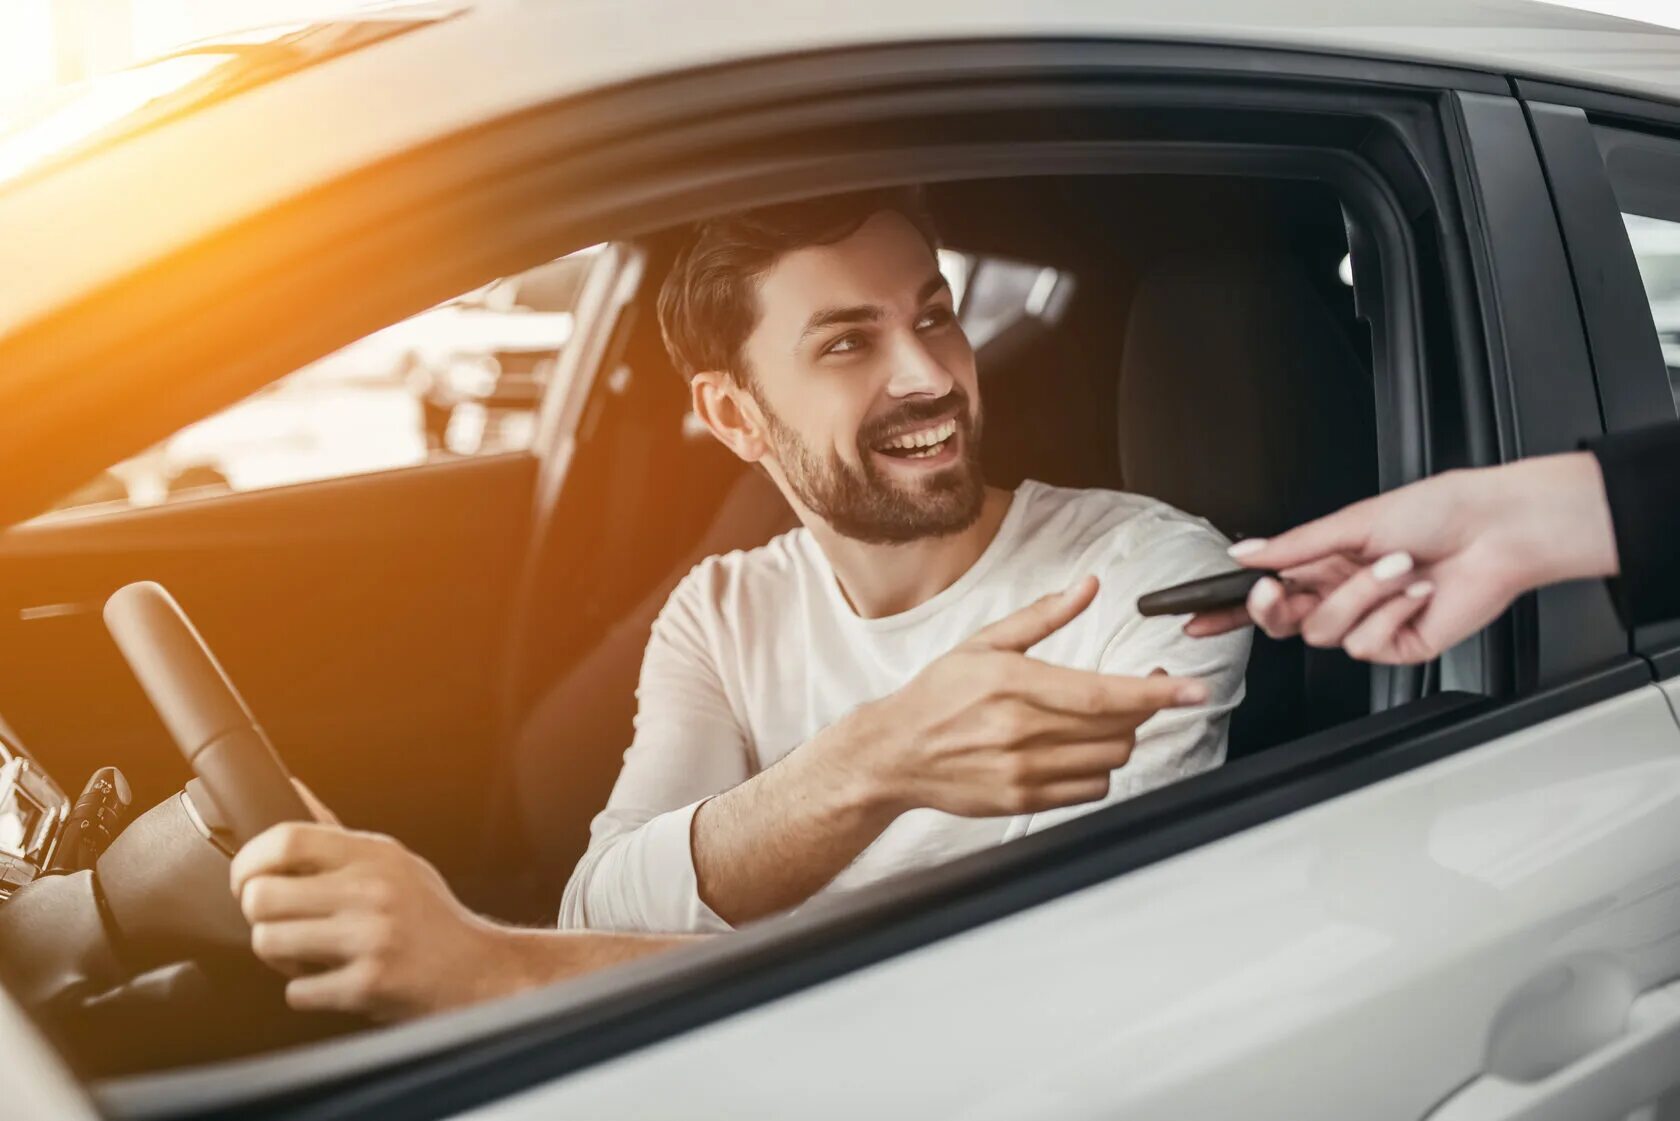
[840,575,1208,817]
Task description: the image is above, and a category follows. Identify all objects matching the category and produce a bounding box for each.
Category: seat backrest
[508,466,795,884]
[1118,250,1378,754]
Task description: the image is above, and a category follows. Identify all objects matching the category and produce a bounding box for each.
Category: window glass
[38,245,603,519]
[1622,212,1680,393]
[1596,124,1680,408]
[957,253,1075,349]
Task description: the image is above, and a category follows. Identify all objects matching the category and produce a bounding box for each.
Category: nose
[884,332,955,399]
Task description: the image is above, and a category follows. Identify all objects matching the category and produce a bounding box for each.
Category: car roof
[3,0,1679,343]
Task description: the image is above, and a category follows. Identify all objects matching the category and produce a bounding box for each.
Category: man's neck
[807,485,1015,619]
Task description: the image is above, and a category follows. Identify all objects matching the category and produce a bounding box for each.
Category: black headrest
[1117,252,1376,540]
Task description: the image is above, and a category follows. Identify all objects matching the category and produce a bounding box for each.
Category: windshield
[0,4,465,193]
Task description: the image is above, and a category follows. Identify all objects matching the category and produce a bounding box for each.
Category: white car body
[6,3,1680,1120]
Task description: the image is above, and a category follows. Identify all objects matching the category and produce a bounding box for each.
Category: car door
[1517,79,1680,1121]
[417,84,1680,1121]
[0,251,607,893]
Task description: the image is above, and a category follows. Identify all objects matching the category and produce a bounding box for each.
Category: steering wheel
[103,581,309,845]
[0,583,351,1074]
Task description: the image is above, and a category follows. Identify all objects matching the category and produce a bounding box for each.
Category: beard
[753,387,986,544]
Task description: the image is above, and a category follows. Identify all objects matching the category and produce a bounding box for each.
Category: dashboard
[0,722,69,900]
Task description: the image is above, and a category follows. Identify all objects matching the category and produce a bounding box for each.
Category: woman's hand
[1184,453,1619,664]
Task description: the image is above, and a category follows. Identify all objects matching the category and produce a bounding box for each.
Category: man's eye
[917,306,955,330]
[823,333,865,356]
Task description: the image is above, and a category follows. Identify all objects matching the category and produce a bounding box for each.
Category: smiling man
[559,188,1252,932]
[228,190,1251,1020]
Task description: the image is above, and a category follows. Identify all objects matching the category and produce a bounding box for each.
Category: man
[558,188,1249,932]
[230,188,1249,1017]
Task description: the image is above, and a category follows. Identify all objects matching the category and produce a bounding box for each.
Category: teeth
[882,418,956,451]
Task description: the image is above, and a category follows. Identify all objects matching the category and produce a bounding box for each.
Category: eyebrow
[795,272,951,349]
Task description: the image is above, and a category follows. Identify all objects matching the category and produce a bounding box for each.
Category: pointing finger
[969,575,1099,652]
[1013,661,1208,715]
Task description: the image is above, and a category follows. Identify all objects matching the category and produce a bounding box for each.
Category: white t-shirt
[559,480,1251,933]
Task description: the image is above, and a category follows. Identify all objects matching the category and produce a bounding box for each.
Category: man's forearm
[691,713,902,926]
[469,925,701,1009]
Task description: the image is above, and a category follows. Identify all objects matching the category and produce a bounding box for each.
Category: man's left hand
[231,821,508,1021]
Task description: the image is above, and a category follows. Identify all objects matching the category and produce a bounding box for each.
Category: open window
[487,131,1481,921]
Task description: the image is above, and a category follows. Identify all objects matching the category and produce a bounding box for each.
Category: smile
[874,417,958,459]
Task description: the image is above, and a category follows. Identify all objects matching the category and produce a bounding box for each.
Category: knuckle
[1300,619,1334,648]
[250,923,280,960]
[1077,682,1108,716]
[984,705,1025,745]
[270,823,306,861]
[1000,752,1036,788]
[362,915,398,959]
[345,963,382,1004]
[973,655,1013,697]
[358,875,396,912]
[1002,784,1039,815]
[242,878,275,919]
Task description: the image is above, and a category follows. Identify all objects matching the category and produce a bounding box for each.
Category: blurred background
[1,0,1677,520]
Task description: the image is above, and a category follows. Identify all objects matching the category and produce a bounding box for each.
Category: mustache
[859,391,971,446]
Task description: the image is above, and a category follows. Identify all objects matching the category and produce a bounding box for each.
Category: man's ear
[691,371,769,464]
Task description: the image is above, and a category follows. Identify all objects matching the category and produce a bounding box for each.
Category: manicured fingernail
[1176,681,1209,705]
[1372,552,1414,581]
[1250,577,1281,610]
[1228,538,1267,559]
[1405,580,1435,599]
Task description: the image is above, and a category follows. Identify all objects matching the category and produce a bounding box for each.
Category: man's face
[736,210,984,544]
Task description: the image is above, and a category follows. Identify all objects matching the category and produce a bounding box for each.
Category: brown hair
[657,187,939,385]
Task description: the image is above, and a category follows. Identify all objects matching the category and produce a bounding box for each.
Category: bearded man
[560,189,1250,932]
[225,190,1249,1020]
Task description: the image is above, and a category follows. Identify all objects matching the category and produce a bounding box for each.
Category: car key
[1137,568,1280,617]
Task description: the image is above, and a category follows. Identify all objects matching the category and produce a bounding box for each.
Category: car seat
[1117,249,1378,754]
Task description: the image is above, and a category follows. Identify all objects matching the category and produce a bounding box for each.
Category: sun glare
[0,53,232,188]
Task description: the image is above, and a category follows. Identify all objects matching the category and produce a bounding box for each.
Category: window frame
[0,40,1631,1120]
[1524,91,1680,675]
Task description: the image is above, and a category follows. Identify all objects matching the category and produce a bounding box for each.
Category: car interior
[0,169,1407,1074]
[485,172,1383,919]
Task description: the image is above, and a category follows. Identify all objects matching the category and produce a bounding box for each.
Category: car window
[35,245,605,519]
[1622,213,1680,392]
[947,250,1075,346]
[1595,125,1680,407]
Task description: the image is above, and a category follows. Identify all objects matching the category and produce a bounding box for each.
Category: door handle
[1426,975,1680,1121]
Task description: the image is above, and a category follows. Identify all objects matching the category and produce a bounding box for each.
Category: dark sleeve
[1584,419,1680,629]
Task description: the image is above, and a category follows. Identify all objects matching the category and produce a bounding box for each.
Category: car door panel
[0,452,535,888]
[471,684,1680,1121]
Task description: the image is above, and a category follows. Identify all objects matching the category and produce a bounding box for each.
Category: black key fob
[1137,569,1277,617]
